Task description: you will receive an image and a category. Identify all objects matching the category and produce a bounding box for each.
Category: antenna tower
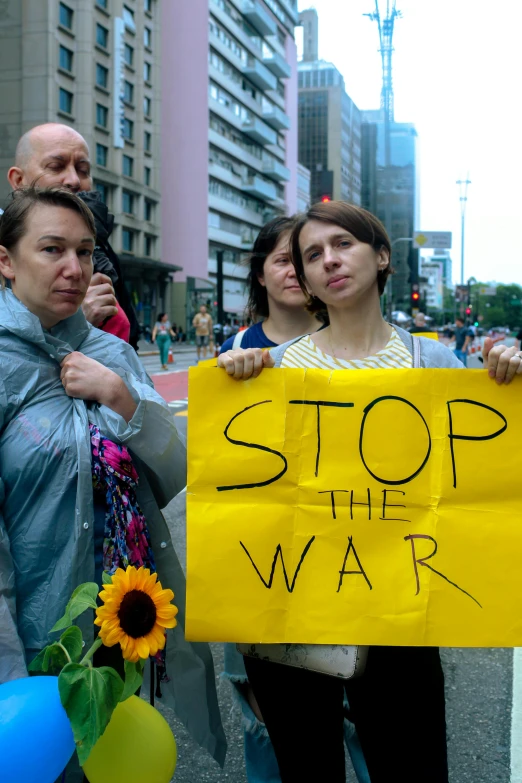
[365,1,402,122]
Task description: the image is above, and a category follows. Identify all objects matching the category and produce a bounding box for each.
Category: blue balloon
[0,676,75,783]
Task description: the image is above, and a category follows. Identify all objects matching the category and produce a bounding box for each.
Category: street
[143,343,514,783]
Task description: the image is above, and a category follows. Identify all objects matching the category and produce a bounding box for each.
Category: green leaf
[50,583,99,633]
[43,642,69,674]
[60,626,84,663]
[120,659,144,702]
[58,662,124,766]
[28,646,50,674]
[101,571,113,585]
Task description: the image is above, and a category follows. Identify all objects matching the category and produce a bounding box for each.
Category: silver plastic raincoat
[0,289,227,767]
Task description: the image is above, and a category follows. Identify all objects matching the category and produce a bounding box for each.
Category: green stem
[80,637,103,667]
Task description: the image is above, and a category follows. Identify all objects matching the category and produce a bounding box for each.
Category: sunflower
[94,566,178,663]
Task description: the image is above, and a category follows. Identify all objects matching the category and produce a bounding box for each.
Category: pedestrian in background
[409,311,432,333]
[453,316,473,366]
[152,312,177,370]
[193,304,213,361]
[220,215,370,783]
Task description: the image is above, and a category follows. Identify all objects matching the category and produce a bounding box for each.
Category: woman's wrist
[100,375,138,423]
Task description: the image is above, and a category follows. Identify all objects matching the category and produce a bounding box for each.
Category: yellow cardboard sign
[186,367,522,646]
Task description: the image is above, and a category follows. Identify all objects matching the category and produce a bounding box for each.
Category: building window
[122,118,134,140]
[143,61,151,82]
[123,6,136,31]
[122,228,134,252]
[123,80,134,104]
[144,27,152,48]
[96,23,108,48]
[144,235,154,257]
[122,154,134,177]
[95,182,108,203]
[144,130,151,152]
[122,190,135,214]
[59,3,73,29]
[144,199,153,221]
[96,103,108,127]
[96,63,108,88]
[96,0,108,8]
[143,96,151,117]
[96,143,108,167]
[59,45,73,72]
[144,166,151,186]
[124,44,134,66]
[144,0,152,12]
[59,88,73,114]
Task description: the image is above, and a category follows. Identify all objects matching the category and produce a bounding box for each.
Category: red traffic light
[321,196,331,203]
[465,307,472,315]
[412,291,420,301]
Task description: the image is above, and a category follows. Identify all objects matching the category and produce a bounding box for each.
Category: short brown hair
[0,188,96,288]
[290,200,394,313]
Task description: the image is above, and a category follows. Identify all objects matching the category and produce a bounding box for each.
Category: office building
[0,0,172,329]
[361,112,419,309]
[419,256,444,312]
[296,10,361,207]
[162,0,299,330]
[297,162,311,212]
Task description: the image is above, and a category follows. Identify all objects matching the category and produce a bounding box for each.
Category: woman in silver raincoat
[0,188,226,773]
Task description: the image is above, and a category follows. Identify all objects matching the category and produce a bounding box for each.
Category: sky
[296,0,522,285]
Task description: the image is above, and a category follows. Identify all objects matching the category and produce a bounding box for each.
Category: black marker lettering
[217,401,287,491]
[337,536,372,592]
[447,399,507,489]
[240,537,315,592]
[381,489,410,522]
[359,396,431,485]
[289,400,354,478]
[350,488,371,520]
[404,534,482,608]
[318,489,349,520]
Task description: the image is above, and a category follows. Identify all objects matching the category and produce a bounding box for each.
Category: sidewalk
[137,339,197,357]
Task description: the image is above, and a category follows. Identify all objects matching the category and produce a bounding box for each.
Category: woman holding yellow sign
[218,200,522,783]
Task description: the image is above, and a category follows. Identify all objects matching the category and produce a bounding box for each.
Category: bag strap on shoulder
[232,329,247,349]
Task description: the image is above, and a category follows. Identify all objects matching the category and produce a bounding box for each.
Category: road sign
[413,231,452,249]
[479,285,497,296]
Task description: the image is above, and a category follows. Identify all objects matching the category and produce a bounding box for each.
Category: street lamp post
[456,177,471,286]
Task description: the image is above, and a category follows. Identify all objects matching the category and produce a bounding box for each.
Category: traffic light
[411,291,420,303]
[321,195,331,203]
[465,306,472,316]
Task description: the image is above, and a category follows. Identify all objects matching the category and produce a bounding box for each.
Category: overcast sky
[296,0,522,285]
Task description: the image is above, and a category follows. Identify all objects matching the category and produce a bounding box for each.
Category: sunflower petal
[135,636,151,660]
[157,616,178,629]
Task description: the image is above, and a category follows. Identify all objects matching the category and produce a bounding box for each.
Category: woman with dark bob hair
[0,188,226,780]
[220,215,319,352]
[218,200,521,781]
[220,215,370,783]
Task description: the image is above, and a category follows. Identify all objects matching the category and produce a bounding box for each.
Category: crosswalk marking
[168,398,188,409]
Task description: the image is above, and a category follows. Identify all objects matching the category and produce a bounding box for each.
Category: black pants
[244,646,448,783]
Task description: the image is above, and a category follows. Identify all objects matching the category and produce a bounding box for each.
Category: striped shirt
[280,327,412,370]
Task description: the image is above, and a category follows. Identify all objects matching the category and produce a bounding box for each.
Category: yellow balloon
[83,696,177,783]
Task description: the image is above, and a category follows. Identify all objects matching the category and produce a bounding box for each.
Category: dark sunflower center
[118,589,157,638]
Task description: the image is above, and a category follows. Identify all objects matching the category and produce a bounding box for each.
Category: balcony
[242,0,277,36]
[242,174,277,201]
[262,158,291,182]
[262,103,290,131]
[242,58,277,92]
[263,50,291,79]
[241,115,277,146]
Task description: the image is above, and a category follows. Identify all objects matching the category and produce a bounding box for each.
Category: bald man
[5,123,139,347]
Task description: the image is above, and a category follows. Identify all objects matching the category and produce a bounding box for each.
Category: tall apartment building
[361,112,419,310]
[296,9,361,207]
[298,60,361,205]
[161,0,299,330]
[0,0,171,329]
